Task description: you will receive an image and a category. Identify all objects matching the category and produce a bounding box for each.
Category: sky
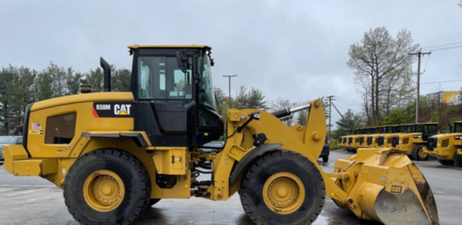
[1,0,461,127]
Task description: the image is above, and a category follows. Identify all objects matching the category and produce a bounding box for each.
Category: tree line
[336,26,462,137]
[0,63,131,135]
[0,63,320,135]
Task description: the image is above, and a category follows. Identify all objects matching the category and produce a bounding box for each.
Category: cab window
[138,56,192,100]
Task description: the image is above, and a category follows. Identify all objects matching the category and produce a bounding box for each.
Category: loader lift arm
[207,99,438,225]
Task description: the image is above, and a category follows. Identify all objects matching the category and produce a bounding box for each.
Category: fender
[229,143,282,187]
[81,131,150,147]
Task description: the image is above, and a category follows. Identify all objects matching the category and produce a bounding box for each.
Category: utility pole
[327,95,335,142]
[409,49,431,123]
[6,73,12,135]
[222,75,237,108]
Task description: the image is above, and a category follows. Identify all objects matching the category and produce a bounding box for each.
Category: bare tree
[347,27,418,124]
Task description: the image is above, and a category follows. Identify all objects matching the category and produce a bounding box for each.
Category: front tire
[412,145,429,161]
[64,149,151,225]
[240,150,325,225]
[438,159,454,165]
[454,152,462,167]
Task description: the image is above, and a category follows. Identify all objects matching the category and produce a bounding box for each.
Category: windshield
[0,136,16,144]
[138,56,193,100]
[198,55,216,110]
[400,126,413,133]
[455,123,462,133]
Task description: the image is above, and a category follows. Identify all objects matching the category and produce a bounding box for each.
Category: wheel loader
[2,45,438,225]
[365,126,392,148]
[377,125,401,148]
[357,127,374,148]
[423,121,462,167]
[391,123,439,161]
[344,128,364,152]
[362,126,378,148]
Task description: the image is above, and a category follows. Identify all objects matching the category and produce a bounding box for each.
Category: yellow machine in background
[344,128,364,152]
[377,125,400,148]
[3,45,438,225]
[364,126,392,148]
[392,123,439,161]
[357,127,375,148]
[423,121,462,167]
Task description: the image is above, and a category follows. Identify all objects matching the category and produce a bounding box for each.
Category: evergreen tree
[247,87,267,109]
[335,109,363,136]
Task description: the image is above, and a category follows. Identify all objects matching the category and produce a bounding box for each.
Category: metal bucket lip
[374,187,439,225]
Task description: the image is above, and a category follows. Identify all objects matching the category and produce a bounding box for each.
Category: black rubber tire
[64,149,151,225]
[149,199,161,207]
[438,159,454,166]
[240,150,325,225]
[322,156,329,163]
[453,152,462,167]
[412,144,429,161]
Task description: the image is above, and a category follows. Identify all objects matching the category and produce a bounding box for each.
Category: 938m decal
[93,102,133,117]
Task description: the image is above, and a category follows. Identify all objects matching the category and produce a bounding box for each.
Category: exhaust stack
[100,57,111,92]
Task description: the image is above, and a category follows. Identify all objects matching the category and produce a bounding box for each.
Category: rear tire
[438,160,454,166]
[412,145,428,161]
[240,150,325,225]
[454,152,462,167]
[64,149,151,225]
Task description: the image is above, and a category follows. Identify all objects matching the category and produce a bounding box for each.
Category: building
[426,91,462,105]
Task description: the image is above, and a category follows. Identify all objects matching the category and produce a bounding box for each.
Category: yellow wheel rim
[83,170,125,212]
[418,148,427,158]
[262,172,305,215]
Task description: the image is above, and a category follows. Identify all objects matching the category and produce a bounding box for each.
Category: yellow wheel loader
[377,125,401,148]
[392,123,439,161]
[365,126,392,148]
[345,128,364,152]
[362,126,378,148]
[2,45,438,225]
[423,121,462,167]
[359,127,377,148]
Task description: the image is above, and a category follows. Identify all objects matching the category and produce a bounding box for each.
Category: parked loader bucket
[331,148,438,225]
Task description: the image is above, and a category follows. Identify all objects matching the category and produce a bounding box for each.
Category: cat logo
[93,102,134,118]
[114,104,132,116]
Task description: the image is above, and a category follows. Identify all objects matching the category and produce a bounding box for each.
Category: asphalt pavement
[0,150,460,225]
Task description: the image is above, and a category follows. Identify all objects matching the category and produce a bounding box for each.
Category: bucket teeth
[332,148,439,225]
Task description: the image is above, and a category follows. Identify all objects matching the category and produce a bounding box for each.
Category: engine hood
[31,92,134,111]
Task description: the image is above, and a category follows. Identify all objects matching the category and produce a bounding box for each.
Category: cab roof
[128,44,211,49]
[416,122,439,125]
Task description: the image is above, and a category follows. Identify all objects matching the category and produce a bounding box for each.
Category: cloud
[1,0,461,127]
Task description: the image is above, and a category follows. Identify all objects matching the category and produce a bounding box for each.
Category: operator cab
[128,45,223,147]
[399,124,416,133]
[449,121,462,133]
[416,123,438,141]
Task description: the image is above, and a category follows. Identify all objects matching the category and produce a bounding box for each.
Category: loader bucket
[331,148,438,225]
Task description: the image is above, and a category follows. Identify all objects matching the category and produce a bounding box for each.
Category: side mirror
[176,50,188,73]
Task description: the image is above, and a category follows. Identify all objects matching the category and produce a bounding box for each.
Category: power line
[331,102,344,119]
[429,44,462,52]
[422,54,430,73]
[423,41,462,49]
[421,79,462,85]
